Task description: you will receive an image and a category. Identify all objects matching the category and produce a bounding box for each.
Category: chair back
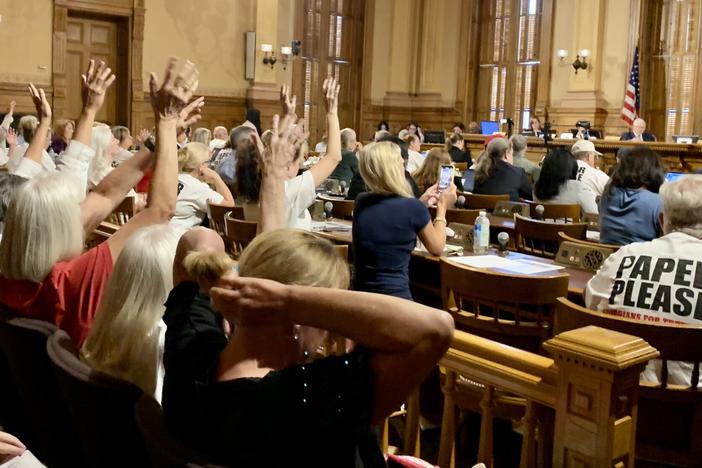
[224,213,258,258]
[428,206,481,225]
[327,199,355,220]
[134,395,226,468]
[207,202,243,237]
[515,214,587,258]
[0,318,84,468]
[554,298,702,466]
[47,330,149,467]
[85,221,120,250]
[555,232,618,271]
[454,161,468,172]
[463,193,510,211]
[446,222,473,249]
[333,244,349,262]
[440,258,569,353]
[108,195,135,225]
[492,200,530,218]
[526,200,581,222]
[582,212,600,231]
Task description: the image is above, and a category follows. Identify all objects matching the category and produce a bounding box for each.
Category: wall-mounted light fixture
[556,48,590,74]
[280,46,293,70]
[261,43,277,69]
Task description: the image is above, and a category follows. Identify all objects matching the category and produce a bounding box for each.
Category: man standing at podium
[620,118,657,142]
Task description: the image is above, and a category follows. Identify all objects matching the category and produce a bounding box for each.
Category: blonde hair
[412,148,451,193]
[192,128,212,146]
[19,115,39,143]
[358,141,412,197]
[177,142,210,173]
[81,225,183,398]
[474,137,509,185]
[183,250,236,284]
[54,119,75,140]
[238,229,349,289]
[0,172,84,282]
[88,124,115,188]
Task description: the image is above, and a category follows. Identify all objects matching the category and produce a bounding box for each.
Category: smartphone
[438,164,455,191]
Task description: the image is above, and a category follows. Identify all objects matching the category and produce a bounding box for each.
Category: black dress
[162,282,386,468]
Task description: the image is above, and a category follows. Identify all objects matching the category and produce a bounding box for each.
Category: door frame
[52,0,145,128]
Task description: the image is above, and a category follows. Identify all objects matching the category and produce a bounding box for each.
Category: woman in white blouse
[534,148,598,214]
[172,142,234,228]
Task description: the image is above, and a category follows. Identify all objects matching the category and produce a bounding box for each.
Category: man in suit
[620,118,657,142]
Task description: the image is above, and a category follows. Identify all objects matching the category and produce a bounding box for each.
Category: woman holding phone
[412,148,453,193]
[352,141,456,300]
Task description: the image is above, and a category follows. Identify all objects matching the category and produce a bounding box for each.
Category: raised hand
[81,60,116,112]
[149,57,199,122]
[7,101,16,115]
[137,128,152,144]
[28,83,51,120]
[322,76,340,114]
[6,128,17,147]
[177,96,204,135]
[280,84,297,116]
[263,114,308,175]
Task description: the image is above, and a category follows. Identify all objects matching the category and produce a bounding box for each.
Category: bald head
[632,118,646,135]
[213,126,228,140]
[173,227,226,285]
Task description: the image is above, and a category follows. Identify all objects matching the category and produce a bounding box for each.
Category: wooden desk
[312,219,591,305]
[423,135,702,174]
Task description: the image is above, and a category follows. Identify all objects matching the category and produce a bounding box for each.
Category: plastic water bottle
[473,210,490,254]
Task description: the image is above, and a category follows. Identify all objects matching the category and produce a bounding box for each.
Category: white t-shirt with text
[575,160,609,197]
[171,173,224,228]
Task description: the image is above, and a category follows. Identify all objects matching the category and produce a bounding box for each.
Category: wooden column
[543,325,659,468]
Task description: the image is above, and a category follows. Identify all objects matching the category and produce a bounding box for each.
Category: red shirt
[0,242,113,346]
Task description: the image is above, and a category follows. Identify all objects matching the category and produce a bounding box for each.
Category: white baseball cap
[571,139,602,156]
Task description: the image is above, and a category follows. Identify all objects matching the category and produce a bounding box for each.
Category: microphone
[535,204,545,220]
[497,232,510,255]
[340,180,348,194]
[324,201,334,220]
[456,195,465,208]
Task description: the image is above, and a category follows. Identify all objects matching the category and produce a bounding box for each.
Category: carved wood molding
[52,0,144,126]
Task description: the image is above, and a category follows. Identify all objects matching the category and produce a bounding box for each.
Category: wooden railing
[419,326,659,468]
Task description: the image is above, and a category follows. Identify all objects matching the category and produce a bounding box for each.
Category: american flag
[621,46,640,126]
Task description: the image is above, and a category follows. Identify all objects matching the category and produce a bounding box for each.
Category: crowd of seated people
[1,46,701,468]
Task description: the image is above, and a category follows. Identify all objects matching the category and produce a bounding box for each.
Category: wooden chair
[108,195,135,225]
[492,200,530,218]
[440,258,569,353]
[463,193,510,211]
[429,206,481,225]
[0,318,84,468]
[207,202,242,237]
[454,161,468,172]
[582,212,600,231]
[47,330,149,467]
[554,232,618,272]
[515,214,587,259]
[328,199,354,220]
[224,213,258,258]
[526,200,581,222]
[85,221,120,250]
[554,298,702,467]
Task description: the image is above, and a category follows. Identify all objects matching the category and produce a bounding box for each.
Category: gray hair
[374,130,391,142]
[660,175,702,238]
[0,173,27,223]
[340,128,357,149]
[509,134,527,158]
[229,125,254,149]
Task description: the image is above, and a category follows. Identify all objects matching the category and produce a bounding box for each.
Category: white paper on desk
[586,230,600,241]
[0,451,46,468]
[449,255,565,274]
[310,221,350,232]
